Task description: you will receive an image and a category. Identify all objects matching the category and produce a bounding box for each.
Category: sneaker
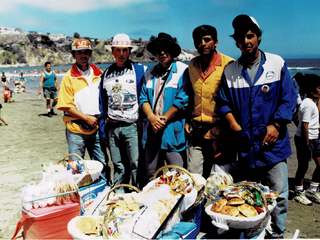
[293,190,313,205]
[50,110,57,115]
[306,189,320,204]
[47,112,52,118]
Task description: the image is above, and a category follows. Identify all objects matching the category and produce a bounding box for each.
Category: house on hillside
[0,27,21,35]
[49,34,67,41]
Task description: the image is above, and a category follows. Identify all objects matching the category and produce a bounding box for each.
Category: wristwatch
[272,122,281,132]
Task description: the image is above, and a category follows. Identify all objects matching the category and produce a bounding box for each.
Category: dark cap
[232,14,260,35]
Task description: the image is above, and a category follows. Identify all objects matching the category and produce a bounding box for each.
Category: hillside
[0,34,197,67]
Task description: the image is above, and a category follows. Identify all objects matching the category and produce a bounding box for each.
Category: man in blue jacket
[140,33,189,181]
[219,15,296,238]
[99,33,148,192]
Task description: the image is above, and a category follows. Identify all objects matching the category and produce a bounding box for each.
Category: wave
[288,66,320,71]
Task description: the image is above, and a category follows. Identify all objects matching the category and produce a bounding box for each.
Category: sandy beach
[0,92,320,239]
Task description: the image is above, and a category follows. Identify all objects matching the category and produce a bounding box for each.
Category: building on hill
[49,34,67,41]
[0,27,21,35]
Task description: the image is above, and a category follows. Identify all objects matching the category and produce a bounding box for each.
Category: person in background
[293,74,320,205]
[38,62,59,117]
[3,87,14,103]
[99,33,148,191]
[218,15,296,238]
[291,72,303,126]
[186,25,235,179]
[1,71,7,89]
[0,103,8,125]
[140,33,189,181]
[19,73,27,87]
[57,38,110,181]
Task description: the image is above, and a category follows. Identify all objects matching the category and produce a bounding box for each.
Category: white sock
[309,182,319,192]
[295,185,303,192]
[47,109,51,113]
[50,106,54,110]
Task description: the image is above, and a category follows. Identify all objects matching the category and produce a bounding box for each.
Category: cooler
[12,202,80,239]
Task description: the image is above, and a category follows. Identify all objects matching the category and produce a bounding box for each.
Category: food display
[75,216,104,237]
[21,171,80,210]
[204,171,234,200]
[205,181,278,229]
[156,170,193,194]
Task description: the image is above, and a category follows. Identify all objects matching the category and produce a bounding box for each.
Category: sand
[0,92,320,239]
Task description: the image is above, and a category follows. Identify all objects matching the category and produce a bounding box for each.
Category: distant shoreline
[0,60,158,69]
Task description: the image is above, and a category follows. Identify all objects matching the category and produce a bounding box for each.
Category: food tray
[68,215,103,240]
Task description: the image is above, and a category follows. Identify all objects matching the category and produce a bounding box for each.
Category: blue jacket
[99,60,148,139]
[219,51,296,168]
[139,61,189,151]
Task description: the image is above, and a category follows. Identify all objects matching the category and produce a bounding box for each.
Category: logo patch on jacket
[261,85,270,93]
[266,71,274,80]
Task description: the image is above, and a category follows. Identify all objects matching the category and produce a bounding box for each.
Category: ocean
[1,59,320,93]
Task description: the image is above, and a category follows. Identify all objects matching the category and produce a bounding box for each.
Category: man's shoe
[47,112,52,117]
[306,189,320,204]
[293,190,313,205]
[50,110,57,115]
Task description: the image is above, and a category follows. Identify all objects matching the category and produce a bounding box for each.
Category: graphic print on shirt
[103,68,138,121]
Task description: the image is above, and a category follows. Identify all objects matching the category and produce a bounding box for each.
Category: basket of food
[42,154,103,188]
[205,181,277,235]
[101,184,146,239]
[153,165,205,205]
[99,184,141,216]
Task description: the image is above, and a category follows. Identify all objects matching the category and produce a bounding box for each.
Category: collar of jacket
[70,63,103,78]
[151,60,178,77]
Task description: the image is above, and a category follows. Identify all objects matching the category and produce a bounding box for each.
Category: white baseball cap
[106,33,138,52]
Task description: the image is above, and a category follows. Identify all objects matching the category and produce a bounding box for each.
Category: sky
[0,0,319,59]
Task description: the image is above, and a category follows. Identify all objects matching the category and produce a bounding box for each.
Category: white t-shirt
[295,98,319,139]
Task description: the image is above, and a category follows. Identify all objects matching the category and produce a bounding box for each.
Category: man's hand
[85,115,98,128]
[262,125,279,146]
[185,122,191,134]
[149,114,166,133]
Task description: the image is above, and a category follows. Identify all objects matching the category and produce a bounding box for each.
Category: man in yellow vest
[186,25,234,178]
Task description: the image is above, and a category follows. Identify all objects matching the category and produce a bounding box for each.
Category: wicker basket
[102,184,140,240]
[232,182,270,238]
[60,154,93,188]
[153,165,204,205]
[205,181,272,238]
[106,184,140,201]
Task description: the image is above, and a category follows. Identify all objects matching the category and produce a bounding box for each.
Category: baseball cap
[106,33,138,52]
[232,14,260,35]
[71,38,92,51]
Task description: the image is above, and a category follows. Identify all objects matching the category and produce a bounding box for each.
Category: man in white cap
[99,34,148,192]
[57,38,110,181]
[218,15,296,238]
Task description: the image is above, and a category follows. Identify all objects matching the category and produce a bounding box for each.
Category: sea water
[1,59,320,93]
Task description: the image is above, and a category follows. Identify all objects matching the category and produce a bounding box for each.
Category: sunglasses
[75,50,92,56]
[155,46,170,54]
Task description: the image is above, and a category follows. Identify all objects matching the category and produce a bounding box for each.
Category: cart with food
[11,154,107,239]
[203,175,278,239]
[67,165,206,240]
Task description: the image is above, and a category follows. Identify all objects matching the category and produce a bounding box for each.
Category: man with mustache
[219,15,296,238]
[57,38,110,181]
[99,34,148,192]
[186,25,234,179]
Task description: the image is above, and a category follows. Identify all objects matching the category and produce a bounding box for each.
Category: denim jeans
[239,160,288,237]
[65,129,110,180]
[107,122,139,192]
